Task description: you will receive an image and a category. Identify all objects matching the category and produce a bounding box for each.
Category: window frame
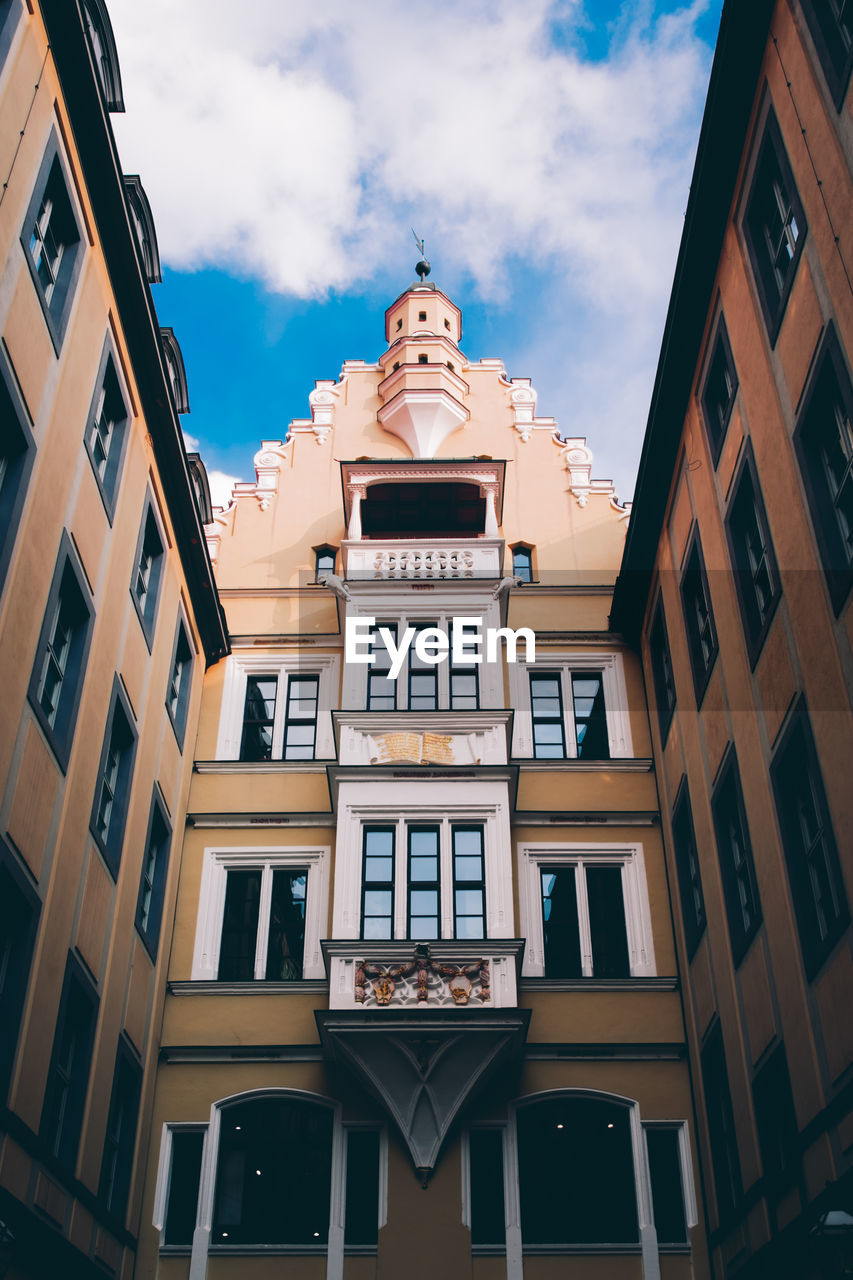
[725,442,782,663]
[314,546,337,581]
[20,130,86,352]
[166,612,195,749]
[134,788,173,959]
[153,1122,207,1251]
[511,544,534,583]
[192,845,330,980]
[99,1035,143,1223]
[700,313,738,465]
[648,594,676,744]
[216,652,339,761]
[0,343,36,597]
[670,778,707,960]
[679,528,718,704]
[742,108,808,345]
[793,322,853,613]
[642,1121,696,1248]
[40,952,99,1170]
[90,675,138,877]
[518,842,656,979]
[27,529,95,772]
[83,334,131,520]
[700,1023,743,1225]
[711,747,762,967]
[771,699,849,979]
[799,0,853,109]
[510,652,632,759]
[130,495,166,649]
[0,839,41,1100]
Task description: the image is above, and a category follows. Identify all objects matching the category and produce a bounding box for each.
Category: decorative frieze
[354,946,491,1007]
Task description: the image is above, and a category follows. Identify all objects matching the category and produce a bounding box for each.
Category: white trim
[333,779,514,940]
[215,651,340,760]
[192,844,330,980]
[642,1120,698,1233]
[517,842,655,977]
[508,650,632,758]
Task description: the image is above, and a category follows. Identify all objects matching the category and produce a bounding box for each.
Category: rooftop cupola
[384,252,462,346]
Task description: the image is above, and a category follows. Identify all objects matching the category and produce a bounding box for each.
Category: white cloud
[207,470,240,511]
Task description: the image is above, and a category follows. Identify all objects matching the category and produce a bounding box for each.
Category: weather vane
[412,228,431,281]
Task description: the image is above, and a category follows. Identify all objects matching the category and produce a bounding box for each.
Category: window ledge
[514,758,653,772]
[520,976,678,992]
[195,759,334,774]
[522,1244,643,1255]
[209,1245,328,1256]
[169,980,329,996]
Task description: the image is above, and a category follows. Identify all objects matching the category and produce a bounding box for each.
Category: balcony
[322,938,524,1010]
[343,536,503,580]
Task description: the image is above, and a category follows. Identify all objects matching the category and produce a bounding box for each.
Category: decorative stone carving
[354,947,491,1008]
[250,440,291,510]
[561,438,594,507]
[308,380,339,445]
[509,379,537,441]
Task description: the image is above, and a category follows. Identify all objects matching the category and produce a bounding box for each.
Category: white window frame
[641,1120,698,1245]
[192,845,330,980]
[333,779,514,940]
[518,842,655,977]
[508,651,632,758]
[153,1121,207,1247]
[215,651,340,761]
[340,593,505,712]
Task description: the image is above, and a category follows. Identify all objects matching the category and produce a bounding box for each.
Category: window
[726,446,781,659]
[356,615,490,713]
[743,111,807,342]
[131,500,165,645]
[449,622,479,710]
[771,703,848,978]
[166,618,193,747]
[162,1128,204,1246]
[361,822,487,941]
[541,863,629,978]
[512,545,533,582]
[0,847,40,1099]
[511,654,631,759]
[408,623,438,710]
[82,0,125,111]
[192,846,329,981]
[218,867,306,980]
[418,310,427,321]
[468,1129,506,1249]
[0,1,23,72]
[344,1128,382,1249]
[28,532,95,770]
[213,1097,333,1246]
[701,315,738,463]
[800,0,853,107]
[752,1045,800,1193]
[0,345,36,594]
[240,675,277,761]
[648,596,676,742]
[700,1024,742,1222]
[135,791,172,957]
[712,749,762,966]
[517,1096,638,1246]
[519,843,655,979]
[41,955,98,1169]
[283,675,318,760]
[84,339,130,515]
[529,672,565,758]
[21,134,84,350]
[90,678,137,876]
[794,323,853,611]
[367,623,397,711]
[680,532,718,702]
[159,328,190,414]
[315,546,335,579]
[671,780,707,959]
[99,1040,142,1221]
[645,1126,689,1245]
[418,354,428,364]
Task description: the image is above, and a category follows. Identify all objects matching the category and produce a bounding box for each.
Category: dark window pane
[672,781,707,958]
[213,1098,333,1245]
[712,752,762,966]
[800,0,853,107]
[752,1045,800,1193]
[649,599,676,740]
[701,318,738,461]
[240,675,277,761]
[470,1129,506,1247]
[647,1128,687,1244]
[726,452,780,656]
[265,870,306,980]
[586,866,630,977]
[164,1130,204,1245]
[743,112,807,340]
[344,1128,380,1246]
[284,675,318,761]
[572,672,609,759]
[0,860,40,1098]
[218,870,261,980]
[513,547,533,582]
[518,1097,638,1244]
[41,961,98,1169]
[701,1025,742,1222]
[99,1048,142,1220]
[680,535,718,700]
[541,869,582,978]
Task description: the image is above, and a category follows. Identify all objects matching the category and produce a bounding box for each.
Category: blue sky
[108,0,724,506]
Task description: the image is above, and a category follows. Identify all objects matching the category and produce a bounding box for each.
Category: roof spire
[412,228,431,282]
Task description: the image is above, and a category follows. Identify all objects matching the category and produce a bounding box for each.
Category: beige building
[131,264,706,1280]
[0,2,226,1277]
[613,1,853,1275]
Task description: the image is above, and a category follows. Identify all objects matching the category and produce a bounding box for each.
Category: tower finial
[411,228,431,282]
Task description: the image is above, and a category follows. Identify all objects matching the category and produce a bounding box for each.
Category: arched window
[315,546,336,580]
[512,545,533,582]
[159,328,190,415]
[123,176,161,284]
[516,1095,638,1246]
[213,1096,334,1245]
[82,0,125,111]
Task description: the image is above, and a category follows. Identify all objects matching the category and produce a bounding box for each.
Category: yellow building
[613,1,853,1275]
[0,2,227,1277]
[131,262,706,1280]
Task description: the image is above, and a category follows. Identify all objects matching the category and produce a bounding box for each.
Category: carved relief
[355,946,491,1007]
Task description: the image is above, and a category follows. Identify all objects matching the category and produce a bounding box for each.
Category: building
[612,1,853,1276]
[0,2,227,1277]
[131,263,706,1280]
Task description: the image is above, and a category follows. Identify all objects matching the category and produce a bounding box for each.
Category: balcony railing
[343,537,503,580]
[322,939,524,1010]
